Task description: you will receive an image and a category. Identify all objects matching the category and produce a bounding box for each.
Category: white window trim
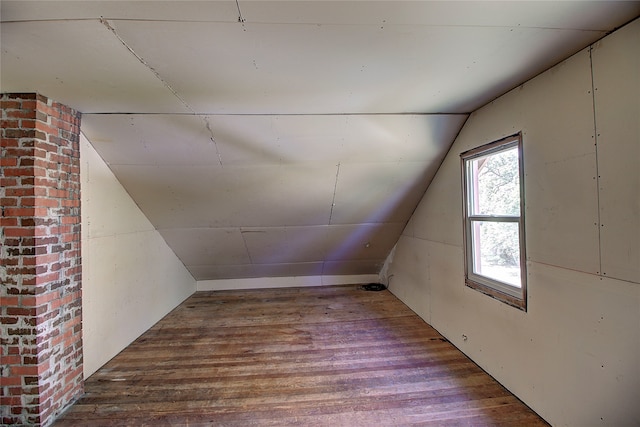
[461,133,527,311]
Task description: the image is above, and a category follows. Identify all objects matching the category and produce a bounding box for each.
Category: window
[461,133,527,310]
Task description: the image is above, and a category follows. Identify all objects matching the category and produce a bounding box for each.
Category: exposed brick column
[1,93,83,426]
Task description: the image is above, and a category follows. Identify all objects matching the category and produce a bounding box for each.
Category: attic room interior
[1,1,639,426]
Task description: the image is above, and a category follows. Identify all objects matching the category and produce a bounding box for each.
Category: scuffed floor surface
[54,285,549,426]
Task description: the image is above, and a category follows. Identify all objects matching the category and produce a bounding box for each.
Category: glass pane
[468,146,520,216]
[471,220,521,288]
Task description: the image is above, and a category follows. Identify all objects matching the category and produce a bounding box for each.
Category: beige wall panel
[5,2,638,37]
[82,114,219,166]
[81,137,195,378]
[159,228,251,266]
[210,114,465,166]
[321,260,383,276]
[81,133,155,239]
[526,150,599,271]
[197,274,380,291]
[0,1,239,22]
[109,17,611,114]
[428,261,640,426]
[519,48,600,273]
[325,223,406,262]
[386,235,432,323]
[337,114,466,164]
[405,153,464,245]
[448,48,600,274]
[211,115,343,166]
[384,23,640,427]
[592,19,640,283]
[240,226,329,265]
[424,241,468,336]
[0,20,189,113]
[407,89,524,245]
[389,241,640,425]
[187,263,325,281]
[83,232,195,377]
[86,113,444,166]
[111,164,336,228]
[525,263,640,425]
[331,161,436,225]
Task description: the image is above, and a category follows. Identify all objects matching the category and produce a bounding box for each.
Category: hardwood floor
[55,285,548,426]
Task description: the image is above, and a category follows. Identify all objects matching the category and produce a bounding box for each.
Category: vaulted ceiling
[2,1,639,281]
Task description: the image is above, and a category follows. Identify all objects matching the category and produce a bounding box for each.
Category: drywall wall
[197,274,380,291]
[80,135,196,378]
[383,18,640,427]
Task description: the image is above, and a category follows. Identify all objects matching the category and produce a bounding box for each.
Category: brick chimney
[1,93,83,426]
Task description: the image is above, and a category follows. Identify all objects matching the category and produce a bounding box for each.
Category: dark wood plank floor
[55,285,548,426]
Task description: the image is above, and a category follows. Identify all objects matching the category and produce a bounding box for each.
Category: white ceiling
[2,1,639,280]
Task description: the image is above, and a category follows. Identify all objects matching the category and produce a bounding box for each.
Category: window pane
[468,146,520,216]
[471,220,521,288]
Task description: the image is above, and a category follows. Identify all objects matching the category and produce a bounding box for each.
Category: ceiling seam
[328,163,341,225]
[98,17,194,113]
[6,18,610,31]
[99,17,224,165]
[83,112,473,116]
[235,0,247,25]
[239,229,254,265]
[203,118,224,166]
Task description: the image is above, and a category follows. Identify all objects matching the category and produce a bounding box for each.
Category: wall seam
[589,44,604,277]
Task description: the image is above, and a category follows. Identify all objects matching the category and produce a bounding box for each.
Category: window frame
[460,133,527,311]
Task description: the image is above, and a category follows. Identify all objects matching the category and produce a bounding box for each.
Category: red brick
[3,355,22,365]
[40,252,62,262]
[6,306,36,316]
[20,176,35,186]
[6,265,39,275]
[4,128,35,138]
[1,119,21,128]
[34,236,59,245]
[3,167,35,177]
[0,217,19,227]
[34,178,58,188]
[0,99,21,109]
[0,157,19,167]
[10,366,40,377]
[0,177,19,187]
[21,197,60,208]
[3,148,34,158]
[1,137,20,148]
[34,141,59,153]
[35,272,60,285]
[6,108,37,119]
[3,227,35,237]
[47,188,69,198]
[3,207,35,217]
[6,187,39,197]
[20,218,44,228]
[34,121,58,136]
[0,197,19,206]
[21,100,37,110]
[2,296,20,306]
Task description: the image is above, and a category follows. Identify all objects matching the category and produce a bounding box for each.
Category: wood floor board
[54,285,548,426]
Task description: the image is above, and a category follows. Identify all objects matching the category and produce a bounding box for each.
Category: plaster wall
[384,19,640,426]
[80,135,196,378]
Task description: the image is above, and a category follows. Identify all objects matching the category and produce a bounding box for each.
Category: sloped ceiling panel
[84,113,466,279]
[2,1,639,281]
[107,19,608,114]
[0,20,191,113]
